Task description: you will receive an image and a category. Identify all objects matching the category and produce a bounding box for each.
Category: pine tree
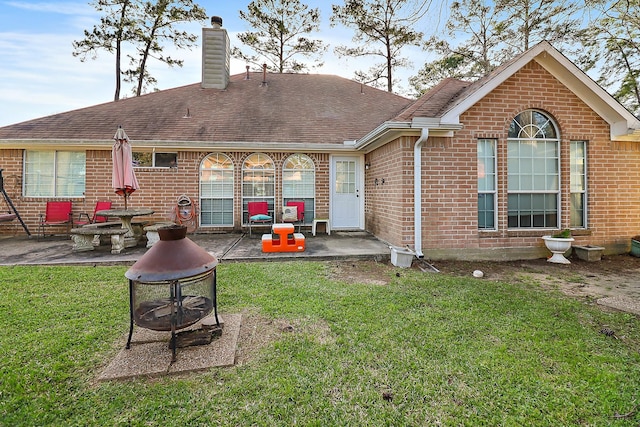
[579,0,640,115]
[232,0,326,73]
[331,0,429,93]
[73,0,206,99]
[72,0,138,101]
[124,0,206,96]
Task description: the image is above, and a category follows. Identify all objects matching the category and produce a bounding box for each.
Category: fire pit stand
[125,225,220,362]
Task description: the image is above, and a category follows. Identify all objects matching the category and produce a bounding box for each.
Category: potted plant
[541,229,574,264]
[631,236,640,257]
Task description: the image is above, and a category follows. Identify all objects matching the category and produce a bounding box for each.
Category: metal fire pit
[125,225,219,361]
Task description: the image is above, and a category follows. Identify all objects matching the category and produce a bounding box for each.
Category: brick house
[1,18,640,261]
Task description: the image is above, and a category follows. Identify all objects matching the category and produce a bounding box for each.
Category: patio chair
[248,201,272,236]
[282,201,304,233]
[38,201,73,239]
[76,201,112,226]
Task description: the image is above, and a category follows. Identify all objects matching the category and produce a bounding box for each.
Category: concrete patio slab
[98,313,241,381]
[0,231,392,266]
[597,296,640,316]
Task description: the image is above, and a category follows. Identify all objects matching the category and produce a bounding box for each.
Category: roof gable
[437,41,640,139]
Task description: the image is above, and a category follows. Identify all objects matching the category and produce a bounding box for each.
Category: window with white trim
[478,139,497,230]
[200,153,234,226]
[507,110,560,228]
[133,151,177,168]
[242,153,275,223]
[282,154,315,224]
[24,150,85,197]
[570,140,587,228]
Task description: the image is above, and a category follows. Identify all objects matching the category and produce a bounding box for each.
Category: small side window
[133,152,177,168]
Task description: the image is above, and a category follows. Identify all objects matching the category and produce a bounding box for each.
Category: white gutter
[0,139,356,153]
[413,127,429,259]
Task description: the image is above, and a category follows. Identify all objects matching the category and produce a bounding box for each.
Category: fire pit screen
[125,225,219,361]
[131,272,214,331]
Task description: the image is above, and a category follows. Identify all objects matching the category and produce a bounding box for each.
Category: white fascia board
[357,121,412,144]
[606,128,640,142]
[354,121,413,151]
[133,140,354,152]
[354,120,463,153]
[0,139,356,153]
[412,118,463,136]
[411,117,441,127]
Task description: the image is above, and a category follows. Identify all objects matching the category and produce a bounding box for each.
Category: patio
[0,230,392,266]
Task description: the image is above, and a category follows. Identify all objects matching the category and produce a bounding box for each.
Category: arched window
[282,154,315,223]
[200,153,234,226]
[242,153,275,223]
[507,110,560,228]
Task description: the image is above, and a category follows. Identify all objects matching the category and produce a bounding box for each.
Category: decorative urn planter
[542,235,574,264]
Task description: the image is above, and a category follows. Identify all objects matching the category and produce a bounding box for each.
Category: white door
[331,156,363,229]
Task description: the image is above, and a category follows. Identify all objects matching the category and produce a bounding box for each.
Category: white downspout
[413,127,429,258]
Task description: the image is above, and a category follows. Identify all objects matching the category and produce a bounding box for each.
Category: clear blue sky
[0,0,434,127]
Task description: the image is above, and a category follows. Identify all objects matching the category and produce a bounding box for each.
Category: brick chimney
[201,16,230,89]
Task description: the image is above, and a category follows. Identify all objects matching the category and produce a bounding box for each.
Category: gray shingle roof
[0,72,413,145]
[393,78,472,121]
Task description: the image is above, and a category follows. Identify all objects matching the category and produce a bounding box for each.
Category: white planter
[542,236,574,264]
[390,246,414,268]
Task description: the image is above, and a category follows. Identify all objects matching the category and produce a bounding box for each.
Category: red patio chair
[248,201,272,236]
[282,200,304,233]
[38,201,73,239]
[76,201,112,226]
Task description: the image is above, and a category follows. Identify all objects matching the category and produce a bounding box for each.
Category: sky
[0,0,436,127]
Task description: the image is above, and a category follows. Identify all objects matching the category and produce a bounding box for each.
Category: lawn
[1,261,639,426]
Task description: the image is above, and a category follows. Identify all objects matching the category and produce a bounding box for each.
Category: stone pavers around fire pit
[98,313,241,381]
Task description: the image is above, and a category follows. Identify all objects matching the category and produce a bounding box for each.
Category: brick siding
[366,60,640,258]
[0,150,329,235]
[3,60,639,260]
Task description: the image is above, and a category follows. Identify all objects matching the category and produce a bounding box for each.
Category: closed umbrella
[112,126,139,209]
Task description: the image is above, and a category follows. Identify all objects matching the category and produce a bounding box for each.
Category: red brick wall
[364,60,640,259]
[419,61,640,257]
[3,60,639,260]
[0,149,330,235]
[365,136,415,246]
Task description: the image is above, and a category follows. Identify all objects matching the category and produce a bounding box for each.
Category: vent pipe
[261,64,268,86]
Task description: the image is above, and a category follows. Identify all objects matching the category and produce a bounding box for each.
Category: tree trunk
[115,39,121,101]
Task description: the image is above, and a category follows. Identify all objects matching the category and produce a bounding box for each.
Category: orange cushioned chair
[38,201,73,239]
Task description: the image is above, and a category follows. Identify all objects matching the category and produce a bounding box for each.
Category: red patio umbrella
[112,126,139,209]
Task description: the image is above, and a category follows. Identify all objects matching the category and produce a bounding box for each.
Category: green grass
[1,262,639,426]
